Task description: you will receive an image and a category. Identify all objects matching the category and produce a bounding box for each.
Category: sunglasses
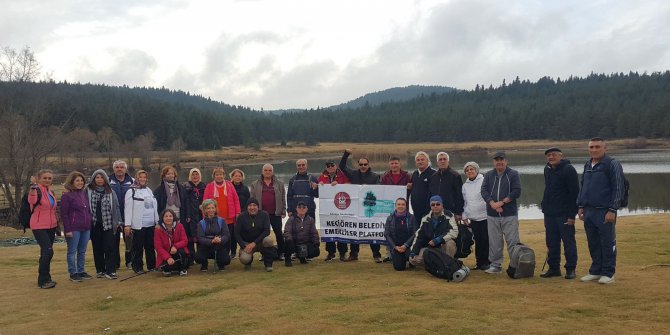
[326,164,335,167]
[359,163,369,166]
[430,203,442,207]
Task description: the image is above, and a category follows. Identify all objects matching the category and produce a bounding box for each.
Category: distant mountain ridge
[328,85,457,110]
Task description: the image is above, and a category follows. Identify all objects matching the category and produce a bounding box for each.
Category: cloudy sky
[2,0,669,110]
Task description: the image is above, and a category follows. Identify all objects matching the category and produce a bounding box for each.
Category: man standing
[408,151,435,225]
[109,160,134,269]
[339,148,381,262]
[429,152,464,222]
[287,159,319,219]
[409,196,459,266]
[540,147,580,279]
[318,160,350,261]
[480,151,522,274]
[380,156,411,262]
[577,138,626,285]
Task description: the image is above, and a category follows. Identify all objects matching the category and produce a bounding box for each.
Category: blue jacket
[480,167,522,217]
[287,172,319,214]
[577,155,625,212]
[541,159,580,218]
[109,173,134,217]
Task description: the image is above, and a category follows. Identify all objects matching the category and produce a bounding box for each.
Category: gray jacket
[249,176,287,217]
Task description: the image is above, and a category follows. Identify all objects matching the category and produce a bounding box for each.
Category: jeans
[66,230,90,275]
[33,228,56,286]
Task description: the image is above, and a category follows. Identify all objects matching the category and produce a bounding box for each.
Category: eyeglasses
[359,163,369,166]
[326,164,335,167]
[430,203,442,207]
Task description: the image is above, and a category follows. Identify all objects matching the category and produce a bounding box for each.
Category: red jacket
[28,184,58,230]
[203,180,241,224]
[317,169,350,185]
[154,222,189,267]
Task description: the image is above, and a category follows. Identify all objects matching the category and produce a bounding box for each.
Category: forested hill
[1,71,669,150]
[328,85,456,110]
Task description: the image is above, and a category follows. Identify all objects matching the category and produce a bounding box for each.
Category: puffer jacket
[410,212,458,254]
[283,215,320,246]
[28,184,58,230]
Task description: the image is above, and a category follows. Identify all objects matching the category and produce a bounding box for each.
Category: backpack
[19,187,42,232]
[423,247,462,281]
[200,218,224,235]
[453,224,474,259]
[602,158,630,208]
[506,243,536,279]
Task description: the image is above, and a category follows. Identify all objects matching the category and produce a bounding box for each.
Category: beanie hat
[429,195,443,205]
[463,161,480,174]
[247,198,260,207]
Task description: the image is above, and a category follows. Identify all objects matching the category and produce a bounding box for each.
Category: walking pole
[120,259,181,282]
[213,249,219,272]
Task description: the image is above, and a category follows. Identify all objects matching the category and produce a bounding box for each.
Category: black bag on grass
[454,224,474,259]
[423,248,462,281]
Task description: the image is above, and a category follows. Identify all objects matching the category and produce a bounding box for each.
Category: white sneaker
[598,276,615,284]
[485,266,502,274]
[580,274,601,282]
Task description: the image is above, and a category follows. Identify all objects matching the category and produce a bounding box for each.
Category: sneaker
[78,272,93,280]
[346,255,358,262]
[258,256,264,262]
[134,269,144,275]
[126,262,133,270]
[179,270,188,276]
[306,257,313,262]
[339,254,347,262]
[69,274,83,282]
[200,266,208,272]
[580,274,601,282]
[230,254,237,260]
[598,276,615,284]
[299,258,307,264]
[285,260,293,267]
[325,253,336,261]
[265,266,273,272]
[39,281,56,289]
[96,272,105,278]
[279,255,285,261]
[104,272,118,280]
[485,266,502,274]
[162,271,172,277]
[291,253,298,261]
[382,256,391,263]
[373,256,382,263]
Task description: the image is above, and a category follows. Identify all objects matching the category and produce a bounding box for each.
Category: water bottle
[452,265,471,282]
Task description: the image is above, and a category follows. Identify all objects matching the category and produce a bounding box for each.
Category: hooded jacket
[462,173,487,221]
[317,168,350,185]
[124,183,159,229]
[87,169,122,232]
[182,180,206,236]
[541,159,580,217]
[481,166,522,217]
[384,211,417,248]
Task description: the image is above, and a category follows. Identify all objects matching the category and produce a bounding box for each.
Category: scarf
[164,180,181,208]
[91,189,113,231]
[213,181,228,198]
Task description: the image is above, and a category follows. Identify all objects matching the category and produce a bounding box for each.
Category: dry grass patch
[0,214,669,334]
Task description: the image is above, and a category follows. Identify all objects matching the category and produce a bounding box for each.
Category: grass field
[1,214,669,335]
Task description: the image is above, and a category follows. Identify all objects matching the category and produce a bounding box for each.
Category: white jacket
[124,187,159,229]
[462,173,487,221]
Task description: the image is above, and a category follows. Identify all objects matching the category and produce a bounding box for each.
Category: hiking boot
[382,256,391,263]
[291,253,298,261]
[105,272,118,280]
[96,272,105,278]
[69,274,83,282]
[285,259,293,267]
[540,269,562,278]
[346,255,358,262]
[485,266,502,274]
[200,266,208,272]
[564,269,576,279]
[179,270,188,276]
[39,281,56,289]
[299,258,308,264]
[580,274,601,282]
[373,256,382,263]
[598,276,615,284]
[278,255,285,261]
[339,254,347,262]
[162,270,172,277]
[325,253,336,261]
[78,272,93,280]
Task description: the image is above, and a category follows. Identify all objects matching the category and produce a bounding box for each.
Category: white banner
[319,184,406,244]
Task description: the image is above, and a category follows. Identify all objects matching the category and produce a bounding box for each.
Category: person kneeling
[385,198,418,271]
[236,198,277,272]
[283,201,320,267]
[155,209,189,276]
[196,199,231,272]
[409,196,459,266]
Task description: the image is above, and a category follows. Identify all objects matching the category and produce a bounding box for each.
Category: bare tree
[0,46,41,82]
[65,128,96,168]
[96,127,118,166]
[170,137,187,170]
[133,133,155,171]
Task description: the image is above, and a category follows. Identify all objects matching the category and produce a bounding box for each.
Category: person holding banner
[250,164,287,261]
[380,156,411,262]
[235,198,277,272]
[384,198,418,271]
[408,151,435,228]
[339,149,381,262]
[283,201,320,266]
[409,196,459,266]
[318,160,350,261]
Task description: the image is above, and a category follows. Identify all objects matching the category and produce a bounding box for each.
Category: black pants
[325,241,348,256]
[470,219,490,268]
[350,243,382,258]
[196,243,231,270]
[131,226,156,271]
[33,228,56,286]
[284,240,320,260]
[113,229,121,269]
[391,248,410,271]
[161,249,189,272]
[228,223,237,256]
[544,214,577,271]
[91,223,116,275]
[269,214,284,258]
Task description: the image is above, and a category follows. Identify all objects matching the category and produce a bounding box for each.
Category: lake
[155,149,670,221]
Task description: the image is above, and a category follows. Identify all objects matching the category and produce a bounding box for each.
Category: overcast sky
[2,0,669,110]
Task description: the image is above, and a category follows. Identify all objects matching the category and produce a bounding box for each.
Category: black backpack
[454,224,474,259]
[423,247,462,281]
[603,158,630,207]
[19,187,42,232]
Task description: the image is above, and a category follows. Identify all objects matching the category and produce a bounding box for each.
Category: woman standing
[183,168,206,263]
[462,161,490,270]
[203,167,241,256]
[124,170,159,273]
[229,168,249,257]
[60,171,93,282]
[28,170,59,289]
[154,165,187,222]
[249,164,286,260]
[154,209,189,276]
[87,169,123,280]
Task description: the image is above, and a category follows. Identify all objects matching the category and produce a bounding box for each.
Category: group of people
[26,137,625,289]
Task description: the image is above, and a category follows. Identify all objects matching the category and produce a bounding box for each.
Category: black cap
[492,151,506,159]
[296,201,307,207]
[325,160,335,166]
[544,147,562,155]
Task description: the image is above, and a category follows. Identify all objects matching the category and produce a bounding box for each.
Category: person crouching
[409,196,459,266]
[235,198,277,272]
[196,199,231,272]
[283,201,320,266]
[155,209,189,276]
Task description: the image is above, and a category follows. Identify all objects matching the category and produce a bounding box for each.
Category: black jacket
[541,159,580,218]
[410,212,458,254]
[384,212,417,248]
[153,180,188,221]
[339,151,380,185]
[409,167,436,218]
[182,181,206,237]
[428,167,465,216]
[234,210,271,247]
[233,182,251,209]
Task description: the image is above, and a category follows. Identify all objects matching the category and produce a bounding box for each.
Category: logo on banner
[334,192,351,210]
